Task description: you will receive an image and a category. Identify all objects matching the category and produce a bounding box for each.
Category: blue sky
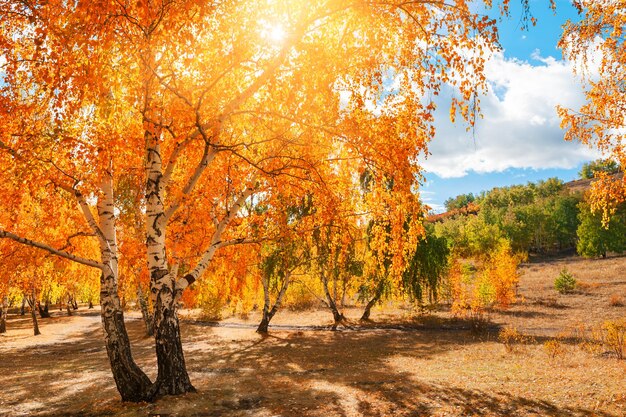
[420,0,599,212]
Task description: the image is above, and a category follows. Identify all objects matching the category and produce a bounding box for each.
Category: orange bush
[448,239,520,316]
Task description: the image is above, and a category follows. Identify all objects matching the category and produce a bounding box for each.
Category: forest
[0,0,625,416]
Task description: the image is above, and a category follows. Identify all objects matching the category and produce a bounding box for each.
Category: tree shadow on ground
[0,313,621,417]
[0,310,157,416]
[495,309,555,319]
[143,320,617,417]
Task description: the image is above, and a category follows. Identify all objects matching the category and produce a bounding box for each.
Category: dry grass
[1,255,625,416]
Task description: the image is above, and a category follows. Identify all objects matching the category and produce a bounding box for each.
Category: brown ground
[1,255,625,417]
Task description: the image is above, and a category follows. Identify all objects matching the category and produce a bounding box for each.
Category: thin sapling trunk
[26,290,41,336]
[360,282,385,322]
[257,271,291,334]
[137,283,154,336]
[0,295,8,333]
[322,274,345,330]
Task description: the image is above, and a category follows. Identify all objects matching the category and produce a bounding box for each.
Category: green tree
[579,159,620,180]
[402,227,449,305]
[433,213,503,258]
[444,193,475,211]
[576,203,626,258]
[546,195,580,251]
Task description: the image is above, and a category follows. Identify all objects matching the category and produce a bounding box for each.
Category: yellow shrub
[499,326,531,353]
[448,240,519,317]
[483,240,519,307]
[499,326,520,352]
[602,319,626,359]
[544,339,566,359]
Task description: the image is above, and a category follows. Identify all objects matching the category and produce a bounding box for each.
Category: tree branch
[0,229,104,270]
[56,183,109,250]
[174,180,258,291]
[164,142,217,221]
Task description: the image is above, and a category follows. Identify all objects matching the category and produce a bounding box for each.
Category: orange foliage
[449,239,519,316]
[558,1,626,221]
[482,240,520,308]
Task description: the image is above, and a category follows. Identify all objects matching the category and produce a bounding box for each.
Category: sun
[260,20,286,43]
[269,25,286,42]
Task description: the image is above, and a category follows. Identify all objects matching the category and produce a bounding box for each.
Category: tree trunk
[97,173,153,402]
[322,275,345,330]
[72,295,78,309]
[149,269,195,398]
[89,300,94,309]
[20,296,26,316]
[360,283,384,322]
[257,311,271,334]
[38,300,51,318]
[137,283,154,336]
[99,272,153,402]
[151,301,195,398]
[145,135,194,398]
[257,272,291,334]
[66,294,73,316]
[31,304,40,336]
[0,295,7,333]
[26,290,41,336]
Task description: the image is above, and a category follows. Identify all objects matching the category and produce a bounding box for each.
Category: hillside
[428,172,624,222]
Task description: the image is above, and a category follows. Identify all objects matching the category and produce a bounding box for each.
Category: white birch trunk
[145,132,194,397]
[136,283,154,336]
[97,171,152,402]
[26,289,40,336]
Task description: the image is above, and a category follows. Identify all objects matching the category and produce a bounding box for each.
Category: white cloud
[420,51,601,178]
[419,189,445,212]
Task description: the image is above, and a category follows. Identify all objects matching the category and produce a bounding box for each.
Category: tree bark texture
[137,283,154,336]
[322,275,345,329]
[257,272,291,334]
[0,295,8,333]
[99,273,153,401]
[97,174,152,402]
[145,134,194,397]
[151,271,195,398]
[26,290,40,336]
